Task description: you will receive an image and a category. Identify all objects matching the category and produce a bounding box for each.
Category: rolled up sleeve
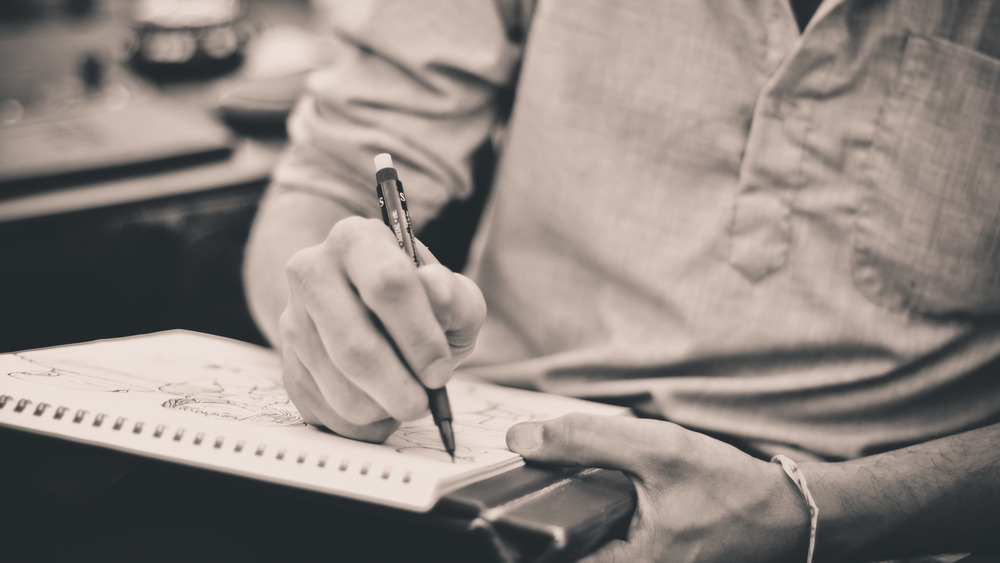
[271,0,530,227]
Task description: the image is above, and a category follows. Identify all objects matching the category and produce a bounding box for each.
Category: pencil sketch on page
[386,380,559,463]
[5,350,304,427]
[1,337,577,465]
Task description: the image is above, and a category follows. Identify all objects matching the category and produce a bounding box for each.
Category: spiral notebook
[0,331,626,512]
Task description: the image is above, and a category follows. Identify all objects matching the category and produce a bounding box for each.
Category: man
[244,1,1000,560]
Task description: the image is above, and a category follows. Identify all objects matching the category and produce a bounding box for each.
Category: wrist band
[771,454,818,563]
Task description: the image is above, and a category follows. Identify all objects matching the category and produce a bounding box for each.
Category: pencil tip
[438,418,456,462]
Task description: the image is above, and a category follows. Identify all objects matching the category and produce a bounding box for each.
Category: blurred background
[0,4,496,561]
[1,4,324,558]
[0,0,326,352]
[0,0,490,354]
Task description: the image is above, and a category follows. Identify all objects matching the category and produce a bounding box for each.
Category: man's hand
[280,216,486,442]
[507,414,811,563]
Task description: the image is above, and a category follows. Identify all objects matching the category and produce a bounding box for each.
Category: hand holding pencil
[277,154,486,449]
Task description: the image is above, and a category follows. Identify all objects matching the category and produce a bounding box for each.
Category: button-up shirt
[273,0,1000,459]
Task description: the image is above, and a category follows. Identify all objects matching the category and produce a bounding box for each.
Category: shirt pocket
[853,34,1000,316]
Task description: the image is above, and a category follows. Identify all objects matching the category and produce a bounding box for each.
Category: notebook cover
[439,465,637,562]
[0,423,637,562]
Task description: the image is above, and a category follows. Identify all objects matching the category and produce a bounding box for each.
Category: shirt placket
[728,0,808,282]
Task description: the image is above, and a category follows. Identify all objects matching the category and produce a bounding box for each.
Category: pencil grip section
[377,178,420,266]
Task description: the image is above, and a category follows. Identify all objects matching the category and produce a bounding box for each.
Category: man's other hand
[507,413,812,562]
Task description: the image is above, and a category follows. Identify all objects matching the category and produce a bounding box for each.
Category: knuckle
[367,259,417,302]
[552,413,589,447]
[336,332,382,375]
[560,412,590,431]
[319,410,399,443]
[349,419,401,444]
[277,310,300,342]
[666,430,694,462]
[337,396,388,426]
[338,408,378,427]
[328,216,380,252]
[385,393,428,422]
[284,247,320,289]
[328,215,368,239]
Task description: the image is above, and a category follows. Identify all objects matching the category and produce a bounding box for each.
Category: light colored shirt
[272,0,1000,459]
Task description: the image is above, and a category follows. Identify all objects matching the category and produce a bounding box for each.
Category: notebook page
[0,330,627,511]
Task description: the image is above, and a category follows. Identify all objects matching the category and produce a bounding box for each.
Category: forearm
[803,423,1000,561]
[243,187,358,347]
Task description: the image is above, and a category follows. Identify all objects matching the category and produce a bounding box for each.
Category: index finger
[337,219,454,389]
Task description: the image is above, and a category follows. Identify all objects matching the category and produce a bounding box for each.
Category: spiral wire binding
[0,393,413,485]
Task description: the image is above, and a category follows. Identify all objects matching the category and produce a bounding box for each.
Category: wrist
[766,458,816,563]
[797,460,878,563]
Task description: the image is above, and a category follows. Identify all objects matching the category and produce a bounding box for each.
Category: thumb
[506,413,656,471]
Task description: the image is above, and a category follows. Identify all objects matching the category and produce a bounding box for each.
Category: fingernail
[507,422,543,453]
[422,357,453,388]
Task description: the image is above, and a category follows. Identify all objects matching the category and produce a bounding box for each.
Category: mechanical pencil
[374,152,456,461]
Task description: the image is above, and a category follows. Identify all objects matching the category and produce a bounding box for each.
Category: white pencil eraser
[374,153,394,172]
